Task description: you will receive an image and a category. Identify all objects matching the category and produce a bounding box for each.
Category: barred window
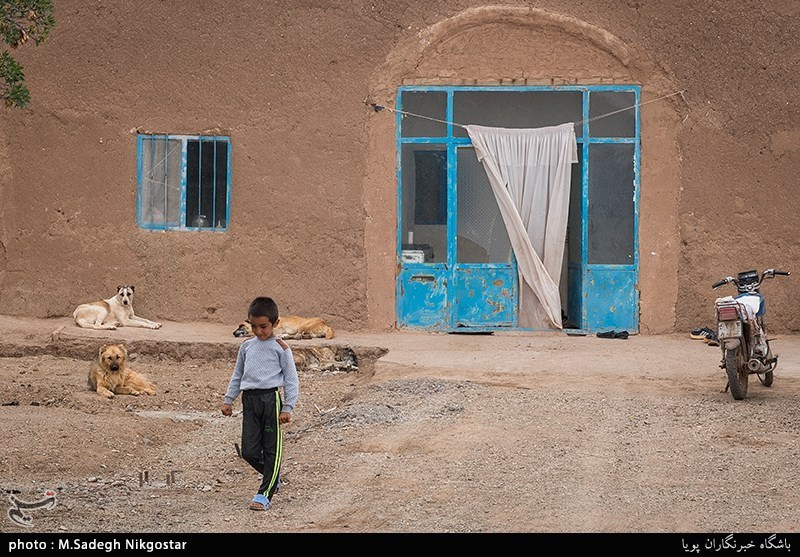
[137,134,231,231]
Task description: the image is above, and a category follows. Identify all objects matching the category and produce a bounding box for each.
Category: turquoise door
[579,91,640,333]
[396,140,516,331]
[453,146,516,328]
[396,86,640,334]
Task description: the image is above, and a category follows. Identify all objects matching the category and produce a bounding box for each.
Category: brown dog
[88,343,157,399]
[233,315,334,340]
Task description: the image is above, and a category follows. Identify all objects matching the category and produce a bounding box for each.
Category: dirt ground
[1,316,800,536]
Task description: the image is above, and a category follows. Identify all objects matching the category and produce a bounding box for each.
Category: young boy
[221,296,299,511]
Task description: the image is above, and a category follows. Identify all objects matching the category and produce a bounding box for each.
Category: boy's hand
[221,403,233,416]
[279,411,291,424]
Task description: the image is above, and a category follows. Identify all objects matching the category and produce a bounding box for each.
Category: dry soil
[1,319,800,536]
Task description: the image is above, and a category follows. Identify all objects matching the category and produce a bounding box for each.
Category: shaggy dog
[73,285,162,330]
[233,315,334,340]
[88,343,157,399]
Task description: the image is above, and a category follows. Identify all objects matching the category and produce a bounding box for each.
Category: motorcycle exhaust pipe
[747,358,763,372]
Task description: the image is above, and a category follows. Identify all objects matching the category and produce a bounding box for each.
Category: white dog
[73,285,162,330]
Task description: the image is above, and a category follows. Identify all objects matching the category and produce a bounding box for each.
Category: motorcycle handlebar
[712,270,788,289]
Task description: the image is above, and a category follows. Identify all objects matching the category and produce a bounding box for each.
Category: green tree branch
[1,0,55,108]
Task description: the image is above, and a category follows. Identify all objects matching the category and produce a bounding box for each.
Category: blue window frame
[136,134,232,231]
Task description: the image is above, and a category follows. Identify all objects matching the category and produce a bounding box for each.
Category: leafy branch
[1,0,55,108]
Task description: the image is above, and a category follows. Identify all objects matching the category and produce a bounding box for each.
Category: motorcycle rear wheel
[725,347,748,400]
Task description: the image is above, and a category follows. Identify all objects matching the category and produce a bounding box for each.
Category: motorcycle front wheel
[725,347,748,400]
[757,340,775,387]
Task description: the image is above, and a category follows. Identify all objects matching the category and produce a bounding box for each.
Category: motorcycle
[712,268,790,400]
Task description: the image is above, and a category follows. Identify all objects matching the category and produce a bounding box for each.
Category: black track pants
[241,388,283,499]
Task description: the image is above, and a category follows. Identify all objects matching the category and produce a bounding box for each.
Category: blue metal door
[579,93,640,333]
[395,85,640,334]
[396,141,517,331]
[452,146,516,328]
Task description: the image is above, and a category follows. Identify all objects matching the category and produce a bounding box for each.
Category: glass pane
[187,140,228,228]
[589,91,636,137]
[140,136,181,226]
[401,143,447,263]
[400,91,447,138]
[413,150,447,225]
[454,90,583,138]
[457,147,512,264]
[588,143,635,264]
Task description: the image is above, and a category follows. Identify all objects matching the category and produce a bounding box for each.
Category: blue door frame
[396,85,641,334]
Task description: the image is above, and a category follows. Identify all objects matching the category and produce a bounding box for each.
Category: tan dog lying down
[233,315,334,340]
[88,343,157,399]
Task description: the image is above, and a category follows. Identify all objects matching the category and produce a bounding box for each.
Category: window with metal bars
[137,134,231,231]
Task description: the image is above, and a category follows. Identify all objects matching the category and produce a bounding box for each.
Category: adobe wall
[1,1,798,334]
[0,1,389,329]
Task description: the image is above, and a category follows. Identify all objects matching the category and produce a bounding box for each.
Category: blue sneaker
[249,493,270,511]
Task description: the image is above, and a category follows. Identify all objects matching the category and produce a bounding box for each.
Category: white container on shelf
[401,250,425,263]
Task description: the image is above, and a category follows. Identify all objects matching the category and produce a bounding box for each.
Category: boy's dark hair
[248,297,279,324]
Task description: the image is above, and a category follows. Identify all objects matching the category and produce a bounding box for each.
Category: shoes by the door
[596,330,629,339]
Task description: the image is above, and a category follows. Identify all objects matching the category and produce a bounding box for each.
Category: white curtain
[466,123,578,329]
